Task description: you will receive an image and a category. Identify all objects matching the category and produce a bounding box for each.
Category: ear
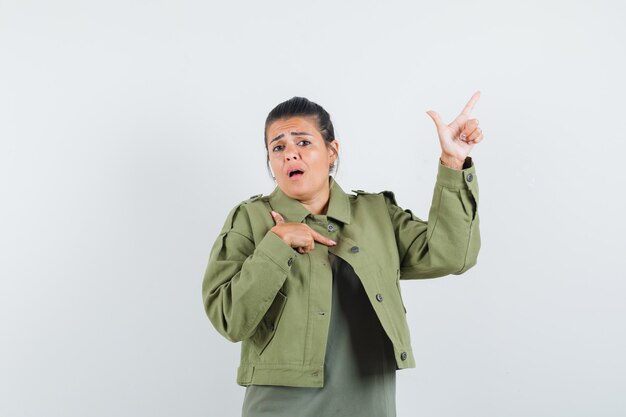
[329,140,339,163]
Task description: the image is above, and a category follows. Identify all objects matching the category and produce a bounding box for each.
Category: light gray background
[2,1,625,416]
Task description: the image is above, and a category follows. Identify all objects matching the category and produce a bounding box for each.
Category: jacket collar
[267,176,351,225]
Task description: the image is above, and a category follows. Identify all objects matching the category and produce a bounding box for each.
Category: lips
[286,166,305,178]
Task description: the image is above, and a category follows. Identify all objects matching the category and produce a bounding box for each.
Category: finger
[271,210,285,224]
[467,132,484,144]
[466,130,483,143]
[297,237,314,254]
[466,127,482,142]
[296,235,315,254]
[425,110,445,130]
[311,229,337,246]
[458,90,481,118]
[460,119,479,141]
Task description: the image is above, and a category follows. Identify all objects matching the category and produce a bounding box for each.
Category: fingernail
[331,240,337,245]
[460,133,467,141]
[271,211,277,216]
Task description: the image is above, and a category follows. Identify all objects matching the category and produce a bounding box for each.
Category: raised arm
[391,91,484,278]
[387,156,480,279]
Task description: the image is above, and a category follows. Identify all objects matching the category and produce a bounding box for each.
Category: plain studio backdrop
[1,0,625,416]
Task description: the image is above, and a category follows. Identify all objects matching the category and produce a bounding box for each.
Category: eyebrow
[269,132,313,144]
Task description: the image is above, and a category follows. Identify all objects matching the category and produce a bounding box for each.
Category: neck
[299,183,331,215]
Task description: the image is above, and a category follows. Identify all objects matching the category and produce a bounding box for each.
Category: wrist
[439,154,465,170]
[271,227,290,246]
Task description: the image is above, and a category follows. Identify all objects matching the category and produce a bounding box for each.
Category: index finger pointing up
[458,90,481,118]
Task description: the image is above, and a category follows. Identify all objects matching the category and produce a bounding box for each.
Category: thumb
[271,210,285,224]
[426,110,444,129]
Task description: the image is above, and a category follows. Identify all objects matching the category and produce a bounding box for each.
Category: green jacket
[202,157,480,388]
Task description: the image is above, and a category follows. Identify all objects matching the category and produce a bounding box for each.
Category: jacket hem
[237,363,325,388]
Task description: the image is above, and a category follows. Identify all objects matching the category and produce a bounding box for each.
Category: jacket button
[466,173,474,182]
[350,246,359,253]
[327,224,335,232]
[401,352,408,361]
[287,258,293,266]
[375,293,383,302]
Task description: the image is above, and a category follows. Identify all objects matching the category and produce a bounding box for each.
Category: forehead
[266,116,319,139]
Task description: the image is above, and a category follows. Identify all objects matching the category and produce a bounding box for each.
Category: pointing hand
[426,90,484,169]
[270,211,337,254]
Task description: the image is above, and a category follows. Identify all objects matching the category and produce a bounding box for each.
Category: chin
[281,186,309,200]
[279,180,311,199]
[279,174,327,199]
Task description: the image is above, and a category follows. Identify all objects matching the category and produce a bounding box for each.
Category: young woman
[202,94,484,416]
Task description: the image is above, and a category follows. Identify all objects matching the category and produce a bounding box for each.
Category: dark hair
[264,96,339,180]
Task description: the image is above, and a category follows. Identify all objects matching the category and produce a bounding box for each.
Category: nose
[284,143,299,161]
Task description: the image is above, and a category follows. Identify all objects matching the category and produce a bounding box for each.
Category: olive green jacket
[202,157,480,388]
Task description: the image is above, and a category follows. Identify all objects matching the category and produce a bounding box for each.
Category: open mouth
[289,170,304,178]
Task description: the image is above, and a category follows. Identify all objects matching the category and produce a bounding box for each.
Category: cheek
[307,155,326,173]
[307,149,328,165]
[267,158,279,173]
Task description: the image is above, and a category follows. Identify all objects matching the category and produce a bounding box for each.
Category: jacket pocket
[396,269,407,314]
[251,290,287,355]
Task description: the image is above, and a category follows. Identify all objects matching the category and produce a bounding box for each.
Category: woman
[202,94,483,416]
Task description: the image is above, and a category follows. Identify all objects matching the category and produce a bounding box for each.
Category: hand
[270,211,337,254]
[426,91,484,169]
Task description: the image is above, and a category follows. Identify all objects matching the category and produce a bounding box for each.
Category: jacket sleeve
[201,202,300,342]
[386,156,481,279]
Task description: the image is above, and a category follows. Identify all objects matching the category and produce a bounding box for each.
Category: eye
[297,140,311,146]
[272,144,284,152]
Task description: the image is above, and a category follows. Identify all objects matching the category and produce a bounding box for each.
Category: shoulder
[245,193,265,203]
[218,193,266,235]
[351,189,398,206]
